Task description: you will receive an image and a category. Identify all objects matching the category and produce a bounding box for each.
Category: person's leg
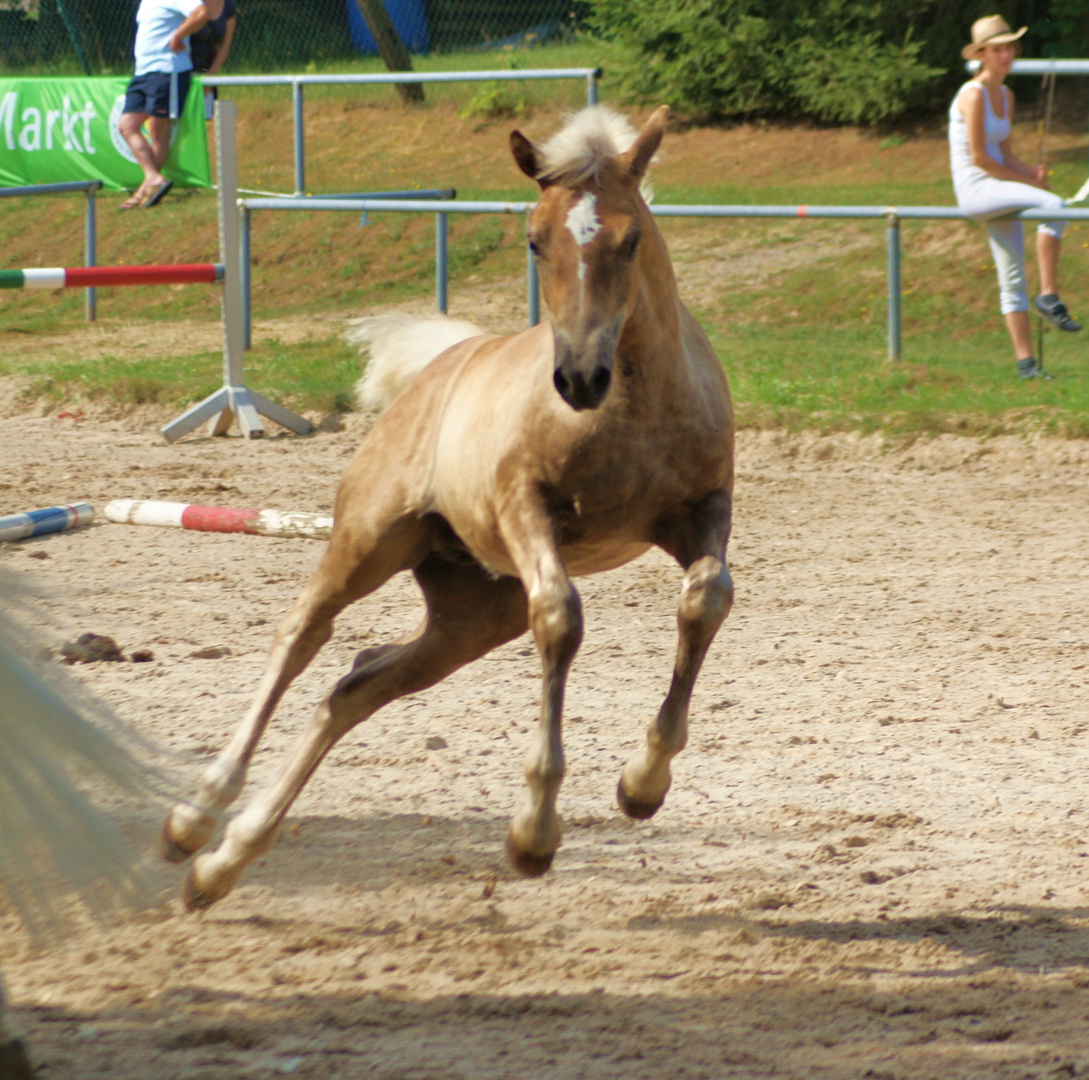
[138,72,189,207]
[985,218,1034,371]
[1034,218,1080,330]
[1003,310,1033,360]
[146,115,172,170]
[1037,229,1060,297]
[118,111,164,184]
[117,110,164,206]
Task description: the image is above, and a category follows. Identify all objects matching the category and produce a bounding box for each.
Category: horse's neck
[619,231,685,387]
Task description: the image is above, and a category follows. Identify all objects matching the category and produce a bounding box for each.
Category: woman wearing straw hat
[951,14,1079,380]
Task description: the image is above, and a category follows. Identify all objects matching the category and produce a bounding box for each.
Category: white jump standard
[159,100,311,444]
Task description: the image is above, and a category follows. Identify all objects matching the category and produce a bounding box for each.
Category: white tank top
[949,81,1009,192]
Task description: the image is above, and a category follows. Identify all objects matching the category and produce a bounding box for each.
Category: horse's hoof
[616,779,664,820]
[180,868,222,912]
[505,832,555,878]
[160,820,199,864]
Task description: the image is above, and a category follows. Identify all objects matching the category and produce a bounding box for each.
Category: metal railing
[238,187,457,347]
[204,68,602,196]
[237,197,1088,362]
[0,180,100,320]
[971,59,1089,75]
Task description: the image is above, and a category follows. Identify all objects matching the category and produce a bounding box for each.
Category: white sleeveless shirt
[949,81,1009,195]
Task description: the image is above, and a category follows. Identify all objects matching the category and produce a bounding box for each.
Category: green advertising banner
[0,77,211,191]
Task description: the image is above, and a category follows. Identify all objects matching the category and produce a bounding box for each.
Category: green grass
[0,334,362,414]
[689,212,1089,438]
[709,322,1089,439]
[2,45,1089,438]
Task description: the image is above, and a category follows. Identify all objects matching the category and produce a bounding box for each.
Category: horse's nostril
[554,368,572,400]
[591,366,611,402]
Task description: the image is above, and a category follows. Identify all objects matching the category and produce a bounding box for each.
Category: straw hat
[962,15,1027,59]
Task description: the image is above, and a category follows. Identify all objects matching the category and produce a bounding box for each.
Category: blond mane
[534,105,645,189]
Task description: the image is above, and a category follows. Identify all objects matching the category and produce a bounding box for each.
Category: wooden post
[351,0,424,104]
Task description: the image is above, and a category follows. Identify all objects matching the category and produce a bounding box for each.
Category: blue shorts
[123,71,192,120]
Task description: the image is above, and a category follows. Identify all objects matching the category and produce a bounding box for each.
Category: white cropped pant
[955,176,1065,314]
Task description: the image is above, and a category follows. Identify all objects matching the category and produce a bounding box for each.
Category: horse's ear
[510,130,547,186]
[623,105,670,182]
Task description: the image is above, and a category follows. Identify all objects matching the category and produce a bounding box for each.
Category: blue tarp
[346,0,429,55]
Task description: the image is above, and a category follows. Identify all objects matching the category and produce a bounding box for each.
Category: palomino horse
[162,105,735,909]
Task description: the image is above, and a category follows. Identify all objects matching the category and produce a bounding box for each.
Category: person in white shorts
[117,0,224,210]
[951,15,1080,380]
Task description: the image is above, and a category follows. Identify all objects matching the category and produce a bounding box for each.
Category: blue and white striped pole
[0,503,94,543]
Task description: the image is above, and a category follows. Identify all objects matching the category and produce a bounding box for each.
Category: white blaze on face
[566,191,601,248]
[565,191,600,305]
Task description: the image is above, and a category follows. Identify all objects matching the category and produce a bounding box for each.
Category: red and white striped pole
[104,500,332,541]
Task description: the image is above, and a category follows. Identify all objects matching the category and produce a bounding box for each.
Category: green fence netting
[0,0,590,74]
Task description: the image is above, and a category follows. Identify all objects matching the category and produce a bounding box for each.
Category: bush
[586,0,1089,125]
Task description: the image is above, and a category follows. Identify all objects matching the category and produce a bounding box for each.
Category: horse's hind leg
[618,491,734,819]
[162,517,425,863]
[181,556,527,910]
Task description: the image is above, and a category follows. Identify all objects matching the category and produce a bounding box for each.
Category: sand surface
[3,393,1089,1079]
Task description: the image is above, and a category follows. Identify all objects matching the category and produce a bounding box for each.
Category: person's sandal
[143,179,173,208]
[119,190,145,210]
[1035,294,1082,331]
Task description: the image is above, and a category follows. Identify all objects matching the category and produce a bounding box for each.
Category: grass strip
[1,334,362,415]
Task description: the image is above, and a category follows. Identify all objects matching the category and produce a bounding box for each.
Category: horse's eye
[528,239,541,257]
[619,231,641,260]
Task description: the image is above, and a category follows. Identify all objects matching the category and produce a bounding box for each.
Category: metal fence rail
[0,179,101,321]
[238,197,1089,362]
[206,68,601,196]
[978,59,1089,75]
[238,188,458,347]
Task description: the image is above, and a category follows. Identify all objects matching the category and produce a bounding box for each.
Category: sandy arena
[3,379,1089,1079]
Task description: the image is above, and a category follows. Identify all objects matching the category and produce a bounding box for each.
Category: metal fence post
[886,211,901,363]
[292,80,305,195]
[527,235,539,327]
[83,183,96,322]
[435,211,447,313]
[240,204,251,350]
[587,69,599,106]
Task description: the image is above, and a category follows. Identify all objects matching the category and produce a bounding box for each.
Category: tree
[351,0,424,104]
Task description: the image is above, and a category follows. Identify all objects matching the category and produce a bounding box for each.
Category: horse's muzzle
[552,324,617,411]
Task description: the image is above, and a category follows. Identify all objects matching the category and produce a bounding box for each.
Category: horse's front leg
[161,582,337,863]
[163,509,426,864]
[618,491,734,819]
[501,504,582,877]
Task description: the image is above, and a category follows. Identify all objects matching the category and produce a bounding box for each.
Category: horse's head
[511,105,669,412]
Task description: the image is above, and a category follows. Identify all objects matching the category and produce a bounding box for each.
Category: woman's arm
[206,15,236,76]
[999,89,1048,186]
[961,84,1045,187]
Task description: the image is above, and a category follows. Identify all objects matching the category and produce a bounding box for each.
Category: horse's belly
[561,538,653,577]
